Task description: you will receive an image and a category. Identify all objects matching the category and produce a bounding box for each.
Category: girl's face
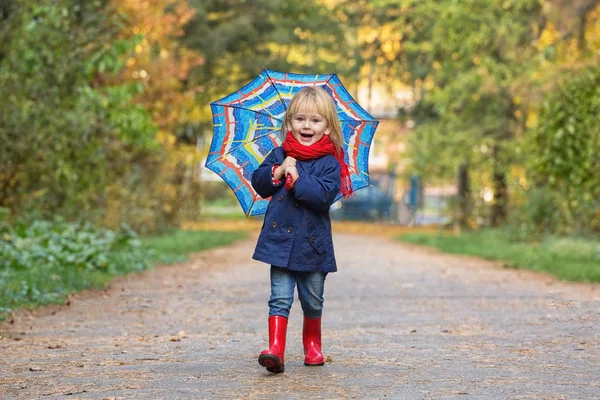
[287,110,330,146]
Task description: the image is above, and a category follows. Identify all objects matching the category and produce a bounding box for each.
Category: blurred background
[1,0,599,237]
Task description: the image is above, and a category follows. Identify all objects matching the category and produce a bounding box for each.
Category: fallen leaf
[65,389,87,395]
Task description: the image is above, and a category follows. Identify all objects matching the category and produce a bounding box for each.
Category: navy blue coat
[251,147,341,273]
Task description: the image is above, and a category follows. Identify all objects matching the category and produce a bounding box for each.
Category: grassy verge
[397,229,600,282]
[199,199,247,220]
[0,221,247,321]
[141,229,247,264]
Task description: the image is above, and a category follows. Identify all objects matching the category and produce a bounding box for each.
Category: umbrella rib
[264,69,287,113]
[245,197,257,217]
[214,103,284,122]
[205,131,279,167]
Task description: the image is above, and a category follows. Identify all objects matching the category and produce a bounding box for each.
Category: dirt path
[1,231,600,399]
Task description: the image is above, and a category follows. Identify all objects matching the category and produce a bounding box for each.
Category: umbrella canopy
[206,69,379,216]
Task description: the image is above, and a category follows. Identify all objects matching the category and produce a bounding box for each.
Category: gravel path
[1,231,599,399]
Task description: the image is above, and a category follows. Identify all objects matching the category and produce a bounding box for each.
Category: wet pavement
[1,231,600,399]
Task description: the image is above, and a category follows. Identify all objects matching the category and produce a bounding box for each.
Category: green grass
[199,203,246,220]
[141,229,248,264]
[199,198,247,220]
[397,229,600,282]
[200,210,247,220]
[0,261,134,317]
[0,223,247,322]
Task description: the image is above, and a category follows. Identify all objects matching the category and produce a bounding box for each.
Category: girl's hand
[281,157,298,189]
[286,165,299,183]
[281,156,297,174]
[273,165,285,181]
[284,165,299,189]
[274,157,294,180]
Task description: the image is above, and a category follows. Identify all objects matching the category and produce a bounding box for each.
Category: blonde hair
[281,86,343,152]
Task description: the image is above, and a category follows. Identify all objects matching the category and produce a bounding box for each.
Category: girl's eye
[312,119,321,123]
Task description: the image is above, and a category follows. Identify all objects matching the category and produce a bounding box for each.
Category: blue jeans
[268,266,327,319]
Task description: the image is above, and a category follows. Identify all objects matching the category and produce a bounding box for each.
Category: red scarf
[282,133,353,198]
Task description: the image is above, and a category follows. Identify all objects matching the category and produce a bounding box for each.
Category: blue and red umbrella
[206,69,379,216]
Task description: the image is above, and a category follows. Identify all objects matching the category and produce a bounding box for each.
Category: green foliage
[0,0,158,221]
[0,219,150,320]
[0,208,9,223]
[92,84,157,148]
[2,0,597,240]
[1,0,356,231]
[505,187,568,239]
[527,65,600,234]
[0,219,248,321]
[386,0,600,235]
[187,0,346,73]
[87,35,144,77]
[184,0,350,135]
[397,229,600,282]
[375,0,542,226]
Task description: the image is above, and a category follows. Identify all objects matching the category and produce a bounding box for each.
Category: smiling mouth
[300,132,313,138]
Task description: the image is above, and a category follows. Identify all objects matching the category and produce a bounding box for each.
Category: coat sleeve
[293,156,341,212]
[251,148,284,199]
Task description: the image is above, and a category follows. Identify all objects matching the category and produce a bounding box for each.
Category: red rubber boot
[258,315,288,373]
[303,316,325,366]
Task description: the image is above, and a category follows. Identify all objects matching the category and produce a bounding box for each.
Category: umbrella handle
[285,173,294,190]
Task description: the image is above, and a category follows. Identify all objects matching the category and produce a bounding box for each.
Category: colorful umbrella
[206,69,379,216]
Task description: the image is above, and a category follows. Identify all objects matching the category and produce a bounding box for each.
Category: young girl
[251,86,352,374]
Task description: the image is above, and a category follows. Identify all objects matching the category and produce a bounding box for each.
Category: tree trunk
[576,0,600,52]
[490,148,508,227]
[454,163,471,232]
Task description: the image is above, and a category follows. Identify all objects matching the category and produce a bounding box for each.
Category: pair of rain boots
[258,315,324,373]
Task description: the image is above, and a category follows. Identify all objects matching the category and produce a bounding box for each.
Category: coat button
[287,227,293,234]
[272,222,277,228]
[278,195,284,202]
[310,237,316,243]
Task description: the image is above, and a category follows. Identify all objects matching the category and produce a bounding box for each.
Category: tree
[97,0,207,231]
[0,0,155,218]
[371,0,543,226]
[182,0,349,133]
[527,65,600,235]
